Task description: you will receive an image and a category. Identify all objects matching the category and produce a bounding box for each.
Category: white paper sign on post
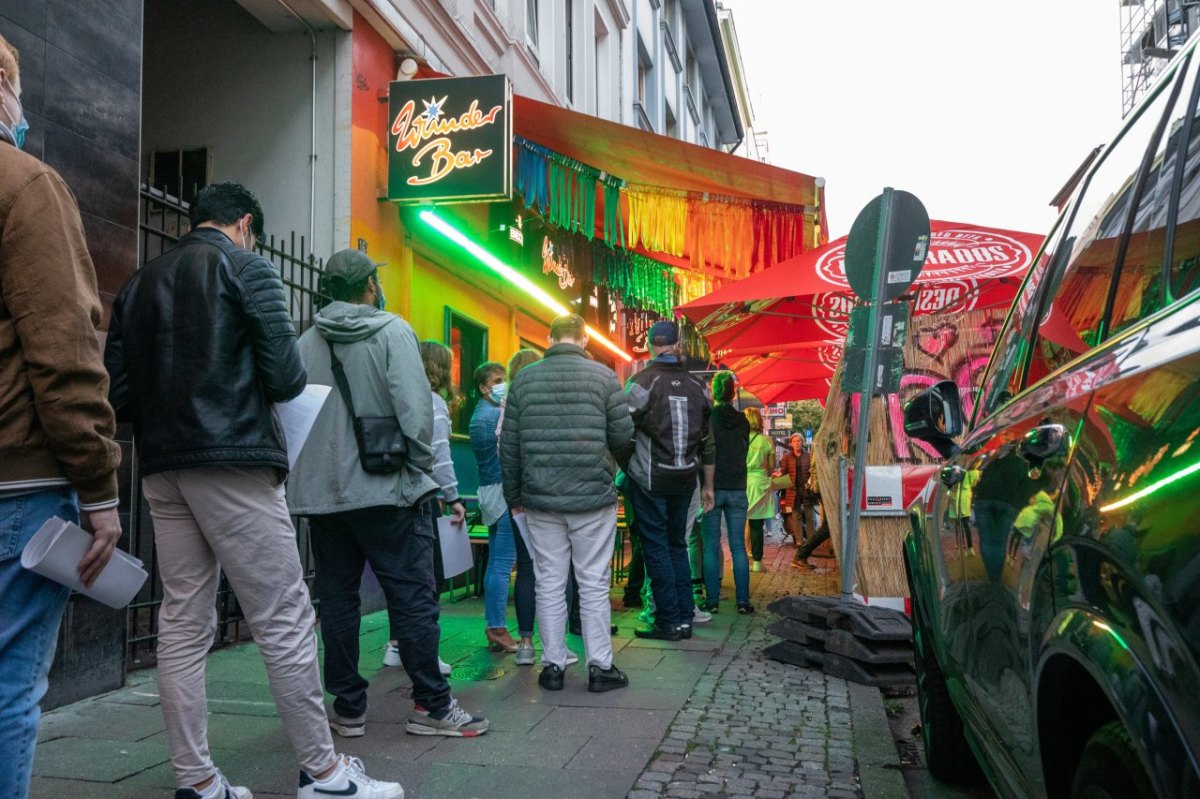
[273,384,332,469]
[437,516,474,579]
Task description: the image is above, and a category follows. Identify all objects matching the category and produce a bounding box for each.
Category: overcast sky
[722,1,1125,239]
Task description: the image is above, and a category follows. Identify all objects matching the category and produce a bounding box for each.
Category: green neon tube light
[1099,457,1200,513]
[419,209,633,363]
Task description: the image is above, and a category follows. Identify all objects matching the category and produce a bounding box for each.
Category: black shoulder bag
[327,340,408,474]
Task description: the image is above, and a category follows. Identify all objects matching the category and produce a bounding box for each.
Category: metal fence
[127,185,327,668]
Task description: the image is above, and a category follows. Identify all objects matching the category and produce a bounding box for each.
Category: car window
[1111,54,1198,336]
[1024,60,1187,388]
[1170,58,1200,301]
[974,215,1069,422]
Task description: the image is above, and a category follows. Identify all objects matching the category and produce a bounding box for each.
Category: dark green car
[903,32,1200,799]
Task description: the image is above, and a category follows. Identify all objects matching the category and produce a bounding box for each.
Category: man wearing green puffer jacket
[500,313,634,693]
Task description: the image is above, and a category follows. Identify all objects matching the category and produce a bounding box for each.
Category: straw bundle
[812,306,1009,597]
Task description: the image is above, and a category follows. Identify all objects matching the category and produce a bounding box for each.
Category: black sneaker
[538,663,564,690]
[588,664,629,692]
[568,621,582,636]
[634,624,681,641]
[677,623,693,639]
[737,603,756,615]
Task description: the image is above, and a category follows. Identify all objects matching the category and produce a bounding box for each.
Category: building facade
[1,0,822,704]
[1121,0,1200,116]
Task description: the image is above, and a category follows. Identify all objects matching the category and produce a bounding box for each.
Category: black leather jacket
[105,228,306,476]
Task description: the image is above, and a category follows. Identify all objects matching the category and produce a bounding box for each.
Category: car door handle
[940,465,965,487]
[1020,423,1067,463]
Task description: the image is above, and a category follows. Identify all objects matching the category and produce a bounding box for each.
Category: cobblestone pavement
[628,543,862,799]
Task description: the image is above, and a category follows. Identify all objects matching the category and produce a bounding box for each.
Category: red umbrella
[681,220,1045,355]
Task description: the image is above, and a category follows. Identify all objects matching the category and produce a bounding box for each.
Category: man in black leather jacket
[104,182,402,799]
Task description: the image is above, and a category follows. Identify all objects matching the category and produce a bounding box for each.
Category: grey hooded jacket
[287,301,439,515]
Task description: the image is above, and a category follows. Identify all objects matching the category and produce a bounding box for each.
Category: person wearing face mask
[288,249,488,743]
[106,193,404,797]
[469,356,535,662]
[0,34,123,799]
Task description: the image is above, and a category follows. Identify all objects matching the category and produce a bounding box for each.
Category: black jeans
[627,479,694,629]
[309,503,450,718]
[748,518,766,562]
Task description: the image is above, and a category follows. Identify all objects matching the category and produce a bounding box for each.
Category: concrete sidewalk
[30,542,900,799]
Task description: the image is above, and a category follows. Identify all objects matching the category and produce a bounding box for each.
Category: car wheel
[1070,721,1155,799]
[906,552,982,784]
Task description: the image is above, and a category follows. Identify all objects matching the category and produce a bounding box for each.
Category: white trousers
[526,505,617,670]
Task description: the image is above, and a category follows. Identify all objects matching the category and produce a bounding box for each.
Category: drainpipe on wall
[274,0,318,255]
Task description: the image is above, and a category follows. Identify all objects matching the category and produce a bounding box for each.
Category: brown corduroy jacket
[0,143,120,507]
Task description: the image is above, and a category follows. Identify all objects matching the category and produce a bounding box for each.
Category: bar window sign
[388,75,513,204]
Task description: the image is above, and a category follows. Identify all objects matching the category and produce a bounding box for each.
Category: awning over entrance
[513,95,823,210]
[510,94,827,284]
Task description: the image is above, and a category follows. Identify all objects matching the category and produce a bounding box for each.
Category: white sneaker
[298,754,402,798]
[692,607,713,624]
[385,644,449,676]
[565,649,579,666]
[176,769,251,799]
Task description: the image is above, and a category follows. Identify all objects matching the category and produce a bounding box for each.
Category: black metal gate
[126,185,328,668]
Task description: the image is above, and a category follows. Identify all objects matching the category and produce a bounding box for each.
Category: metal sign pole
[841,188,896,601]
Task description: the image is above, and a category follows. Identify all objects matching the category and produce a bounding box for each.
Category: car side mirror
[903,380,963,458]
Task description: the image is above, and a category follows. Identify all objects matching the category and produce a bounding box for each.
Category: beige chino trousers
[142,466,336,787]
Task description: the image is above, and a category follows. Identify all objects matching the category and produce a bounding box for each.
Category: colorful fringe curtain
[514,135,813,298]
[593,242,680,316]
[626,189,688,257]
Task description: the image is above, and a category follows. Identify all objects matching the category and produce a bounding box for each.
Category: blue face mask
[373,276,386,311]
[1,79,26,150]
[489,382,508,404]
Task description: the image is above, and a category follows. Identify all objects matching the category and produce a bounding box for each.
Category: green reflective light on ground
[1099,458,1200,513]
[418,209,632,362]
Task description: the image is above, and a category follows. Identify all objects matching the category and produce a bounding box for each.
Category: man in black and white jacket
[624,321,715,642]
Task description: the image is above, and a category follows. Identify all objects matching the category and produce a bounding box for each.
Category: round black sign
[844,189,930,302]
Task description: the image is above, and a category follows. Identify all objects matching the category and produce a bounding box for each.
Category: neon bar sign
[388,75,512,204]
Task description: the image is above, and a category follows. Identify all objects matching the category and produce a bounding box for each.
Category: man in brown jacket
[0,33,122,799]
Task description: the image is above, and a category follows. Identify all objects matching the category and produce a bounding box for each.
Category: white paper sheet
[274,385,332,468]
[438,516,474,579]
[21,517,148,609]
[511,511,532,554]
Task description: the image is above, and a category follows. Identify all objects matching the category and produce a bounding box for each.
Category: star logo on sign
[420,95,448,122]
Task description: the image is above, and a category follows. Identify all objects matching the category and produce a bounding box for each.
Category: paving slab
[30,540,885,799]
[31,736,169,782]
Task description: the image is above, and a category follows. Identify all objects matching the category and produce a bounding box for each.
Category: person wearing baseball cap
[290,248,489,746]
[623,320,716,642]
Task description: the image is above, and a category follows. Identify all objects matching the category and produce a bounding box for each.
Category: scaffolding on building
[1121,0,1200,117]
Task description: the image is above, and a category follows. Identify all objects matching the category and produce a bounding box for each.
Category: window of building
[526,0,540,51]
[446,309,489,432]
[594,10,610,117]
[149,147,209,204]
[565,0,574,103]
[665,104,678,140]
